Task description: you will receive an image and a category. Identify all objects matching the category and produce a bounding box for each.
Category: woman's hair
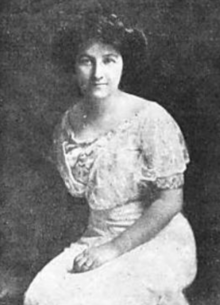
[52,7,148,91]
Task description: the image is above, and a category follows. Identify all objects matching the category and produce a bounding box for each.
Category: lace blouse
[54,101,189,212]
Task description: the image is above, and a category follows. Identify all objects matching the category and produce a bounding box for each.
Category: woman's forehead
[78,40,121,57]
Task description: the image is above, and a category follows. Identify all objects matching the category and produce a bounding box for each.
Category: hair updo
[52,8,148,92]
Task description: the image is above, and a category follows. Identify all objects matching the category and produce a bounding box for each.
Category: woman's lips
[93,83,107,86]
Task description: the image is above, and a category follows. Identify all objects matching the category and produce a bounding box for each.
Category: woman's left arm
[73,187,183,272]
[111,187,183,255]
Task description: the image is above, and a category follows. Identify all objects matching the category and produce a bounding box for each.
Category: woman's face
[75,41,123,100]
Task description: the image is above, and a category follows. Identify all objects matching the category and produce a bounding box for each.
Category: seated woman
[24,9,197,305]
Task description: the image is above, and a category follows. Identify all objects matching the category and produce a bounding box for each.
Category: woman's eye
[103,57,116,64]
[78,57,92,66]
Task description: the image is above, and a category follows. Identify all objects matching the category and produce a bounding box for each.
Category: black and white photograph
[0,1,220,304]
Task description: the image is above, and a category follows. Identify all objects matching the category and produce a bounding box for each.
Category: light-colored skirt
[24,213,197,305]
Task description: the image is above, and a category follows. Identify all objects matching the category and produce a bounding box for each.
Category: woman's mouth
[93,83,107,87]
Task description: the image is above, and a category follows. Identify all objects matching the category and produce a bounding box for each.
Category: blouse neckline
[66,105,147,146]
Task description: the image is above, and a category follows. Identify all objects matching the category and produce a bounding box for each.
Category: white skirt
[24,213,197,305]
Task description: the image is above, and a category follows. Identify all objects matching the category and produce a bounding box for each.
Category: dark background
[1,0,220,304]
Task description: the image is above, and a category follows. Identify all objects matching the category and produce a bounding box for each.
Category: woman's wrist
[104,240,124,258]
[110,235,133,257]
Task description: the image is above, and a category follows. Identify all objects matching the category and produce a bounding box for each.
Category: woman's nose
[93,61,104,80]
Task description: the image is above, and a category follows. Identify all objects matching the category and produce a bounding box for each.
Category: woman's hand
[71,188,183,273]
[72,243,120,273]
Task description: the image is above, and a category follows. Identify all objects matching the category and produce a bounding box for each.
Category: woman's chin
[86,90,110,101]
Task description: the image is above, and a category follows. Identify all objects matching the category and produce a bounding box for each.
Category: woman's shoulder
[123,94,183,141]
[60,100,84,133]
[53,100,83,141]
[124,93,171,121]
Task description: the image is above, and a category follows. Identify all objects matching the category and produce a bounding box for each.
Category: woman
[24,10,197,305]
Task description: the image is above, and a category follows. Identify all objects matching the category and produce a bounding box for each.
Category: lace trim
[155,173,184,189]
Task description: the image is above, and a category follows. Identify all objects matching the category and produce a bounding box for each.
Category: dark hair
[52,8,148,92]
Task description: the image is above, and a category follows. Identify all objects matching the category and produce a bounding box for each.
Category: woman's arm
[72,187,183,273]
[111,187,183,255]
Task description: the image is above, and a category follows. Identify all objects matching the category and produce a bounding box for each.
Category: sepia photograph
[0,1,220,304]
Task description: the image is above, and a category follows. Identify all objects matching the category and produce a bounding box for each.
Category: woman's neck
[82,90,124,122]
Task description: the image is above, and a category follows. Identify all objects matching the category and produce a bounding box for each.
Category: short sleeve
[140,103,189,189]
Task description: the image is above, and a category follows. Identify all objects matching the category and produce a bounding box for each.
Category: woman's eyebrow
[78,53,92,58]
[103,53,120,58]
[77,51,120,58]
[105,52,119,56]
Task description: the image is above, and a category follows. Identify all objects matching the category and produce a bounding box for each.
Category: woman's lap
[24,214,196,305]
